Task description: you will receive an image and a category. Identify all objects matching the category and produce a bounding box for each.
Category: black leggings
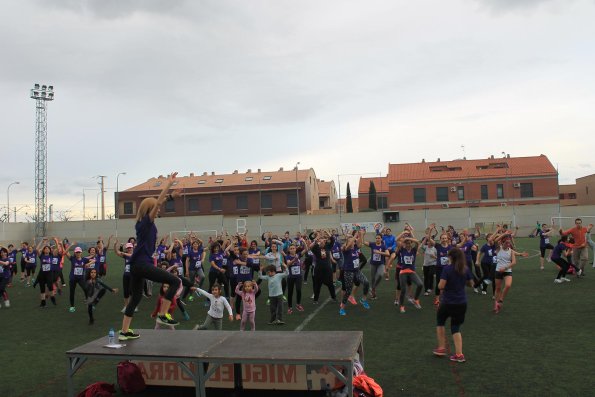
[423,266,435,291]
[303,256,314,283]
[313,268,336,301]
[125,262,181,317]
[37,272,54,294]
[88,289,106,321]
[435,267,443,295]
[287,276,303,307]
[69,278,86,306]
[552,258,570,279]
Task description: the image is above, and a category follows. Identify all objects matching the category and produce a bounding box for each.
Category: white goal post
[550,216,595,229]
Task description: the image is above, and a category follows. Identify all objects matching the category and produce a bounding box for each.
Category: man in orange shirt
[559,218,589,276]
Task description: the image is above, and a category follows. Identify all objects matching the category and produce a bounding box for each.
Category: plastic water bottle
[108,328,115,345]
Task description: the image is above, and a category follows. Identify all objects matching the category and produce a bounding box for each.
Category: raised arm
[149,172,179,221]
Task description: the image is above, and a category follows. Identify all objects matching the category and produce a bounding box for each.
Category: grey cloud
[35,0,188,19]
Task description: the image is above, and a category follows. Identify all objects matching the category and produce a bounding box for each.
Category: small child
[193,284,233,330]
[85,268,118,325]
[152,284,177,330]
[259,264,289,325]
[235,281,259,331]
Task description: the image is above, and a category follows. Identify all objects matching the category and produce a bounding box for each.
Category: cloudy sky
[1,0,594,220]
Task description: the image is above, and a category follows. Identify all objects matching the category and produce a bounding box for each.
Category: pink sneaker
[296,304,304,312]
[348,295,357,305]
[287,308,293,315]
[449,353,466,363]
[432,347,446,357]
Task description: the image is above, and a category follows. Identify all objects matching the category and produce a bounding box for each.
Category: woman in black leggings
[119,172,182,341]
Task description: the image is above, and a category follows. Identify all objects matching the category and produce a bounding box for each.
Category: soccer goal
[550,216,595,229]
[168,229,219,243]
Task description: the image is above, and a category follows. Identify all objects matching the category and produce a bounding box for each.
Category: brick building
[560,173,595,206]
[358,176,389,211]
[117,168,336,218]
[357,155,559,213]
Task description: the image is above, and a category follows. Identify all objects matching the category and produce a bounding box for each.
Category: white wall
[2,204,594,245]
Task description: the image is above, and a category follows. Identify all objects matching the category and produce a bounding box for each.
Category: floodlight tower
[30,83,55,239]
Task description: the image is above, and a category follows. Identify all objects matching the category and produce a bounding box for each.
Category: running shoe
[394,299,399,306]
[339,307,346,316]
[473,288,479,294]
[554,279,563,284]
[62,283,66,287]
[433,297,440,306]
[481,291,487,295]
[3,300,9,308]
[277,320,285,325]
[432,347,447,357]
[183,312,191,321]
[400,306,406,313]
[157,313,179,326]
[69,306,76,313]
[119,330,140,341]
[484,279,492,285]
[282,295,288,302]
[310,294,315,299]
[577,269,583,277]
[370,289,377,300]
[347,295,357,305]
[359,298,370,309]
[235,314,241,321]
[407,296,415,304]
[267,320,276,325]
[563,277,571,282]
[287,308,293,315]
[449,354,466,363]
[188,295,194,302]
[424,291,430,296]
[546,256,551,263]
[413,300,422,309]
[313,300,319,305]
[266,299,270,306]
[296,304,304,312]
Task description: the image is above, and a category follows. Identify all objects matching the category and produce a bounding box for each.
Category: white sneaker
[554,279,563,283]
[546,257,551,263]
[4,300,10,308]
[563,277,571,282]
[481,291,487,295]
[473,288,479,294]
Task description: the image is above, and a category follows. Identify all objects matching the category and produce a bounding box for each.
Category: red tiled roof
[388,155,556,183]
[124,169,314,192]
[358,176,389,195]
[317,180,334,196]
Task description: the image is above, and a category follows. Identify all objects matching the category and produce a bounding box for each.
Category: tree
[368,180,377,210]
[346,182,353,213]
[56,210,74,222]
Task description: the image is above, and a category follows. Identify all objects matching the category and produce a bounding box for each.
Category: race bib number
[183,247,189,255]
[178,266,184,275]
[493,256,498,264]
[100,256,106,263]
[240,266,251,275]
[233,267,239,275]
[52,258,59,265]
[88,263,95,269]
[195,260,202,269]
[291,266,301,275]
[333,252,340,259]
[403,256,413,265]
[353,258,360,269]
[440,257,448,266]
[544,238,550,244]
[125,264,131,273]
[74,267,83,276]
[28,257,36,264]
[222,259,228,267]
[252,258,259,265]
[372,253,381,262]
[42,263,51,272]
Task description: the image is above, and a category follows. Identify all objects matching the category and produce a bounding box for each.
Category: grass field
[2,237,594,396]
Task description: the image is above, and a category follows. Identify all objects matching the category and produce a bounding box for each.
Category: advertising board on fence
[340,222,383,235]
[134,361,345,391]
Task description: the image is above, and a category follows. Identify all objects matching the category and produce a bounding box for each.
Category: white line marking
[294,287,340,332]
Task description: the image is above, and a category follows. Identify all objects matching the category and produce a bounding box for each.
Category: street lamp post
[7,181,20,223]
[295,162,301,233]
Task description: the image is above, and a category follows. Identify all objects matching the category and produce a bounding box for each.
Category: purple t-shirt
[368,242,386,265]
[440,265,473,305]
[131,215,158,265]
[70,257,86,280]
[286,254,303,279]
[188,248,204,270]
[342,246,361,272]
[435,245,452,268]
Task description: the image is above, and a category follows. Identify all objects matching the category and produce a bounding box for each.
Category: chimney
[507,154,510,158]
[189,172,195,177]
[490,155,494,159]
[233,170,238,174]
[202,172,207,176]
[437,158,440,162]
[257,169,261,173]
[211,172,215,175]
[422,159,425,163]
[158,175,164,179]
[247,169,251,173]
[279,167,284,171]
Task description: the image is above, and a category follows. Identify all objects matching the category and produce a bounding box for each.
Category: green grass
[2,238,594,396]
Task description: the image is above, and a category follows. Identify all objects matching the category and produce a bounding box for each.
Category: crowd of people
[1,172,593,364]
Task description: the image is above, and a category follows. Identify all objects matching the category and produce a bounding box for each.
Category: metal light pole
[295,162,301,233]
[30,83,54,238]
[7,181,20,223]
[116,172,126,237]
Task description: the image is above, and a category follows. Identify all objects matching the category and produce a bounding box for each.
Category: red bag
[117,361,146,393]
[76,382,116,397]
[353,374,383,397]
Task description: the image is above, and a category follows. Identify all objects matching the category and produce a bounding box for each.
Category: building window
[520,183,533,198]
[215,178,224,183]
[211,197,221,211]
[559,193,564,199]
[413,188,426,203]
[569,193,577,199]
[457,186,465,201]
[497,184,504,199]
[164,200,175,213]
[245,177,253,182]
[436,187,449,202]
[123,202,134,215]
[263,176,272,181]
[188,198,199,212]
[197,180,206,185]
[377,196,388,209]
[236,195,248,210]
[481,185,488,200]
[287,192,297,208]
[261,194,272,209]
